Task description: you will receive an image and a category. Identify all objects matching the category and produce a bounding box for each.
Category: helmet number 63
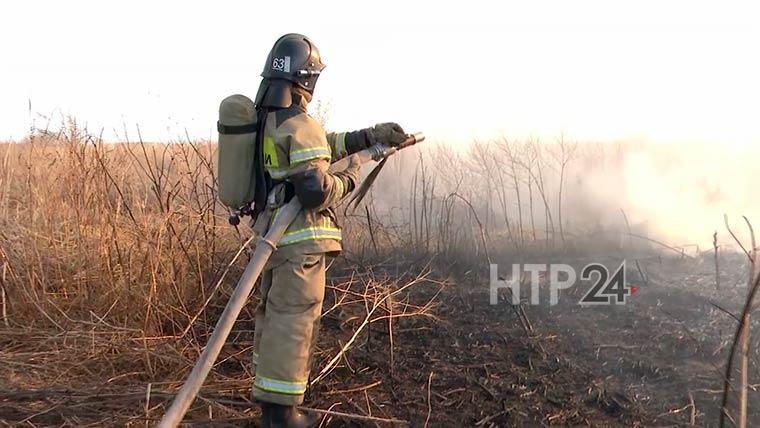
[272,57,290,72]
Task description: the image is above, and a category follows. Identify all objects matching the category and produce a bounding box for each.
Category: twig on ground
[298,406,407,425]
[475,410,510,426]
[689,391,696,426]
[424,372,434,428]
[709,301,740,323]
[311,270,434,386]
[145,383,152,424]
[324,380,382,396]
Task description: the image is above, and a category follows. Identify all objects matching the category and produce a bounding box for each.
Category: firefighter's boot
[260,402,320,428]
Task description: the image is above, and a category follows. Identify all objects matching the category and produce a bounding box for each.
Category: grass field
[1,121,758,426]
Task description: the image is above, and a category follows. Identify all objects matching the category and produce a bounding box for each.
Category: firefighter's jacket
[253,91,369,256]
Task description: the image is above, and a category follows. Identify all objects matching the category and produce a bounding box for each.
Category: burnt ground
[300,251,759,427]
[541,254,760,427]
[1,251,758,427]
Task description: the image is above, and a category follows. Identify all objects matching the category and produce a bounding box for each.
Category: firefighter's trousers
[251,253,326,405]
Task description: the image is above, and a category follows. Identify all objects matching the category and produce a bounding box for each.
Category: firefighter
[250,33,407,427]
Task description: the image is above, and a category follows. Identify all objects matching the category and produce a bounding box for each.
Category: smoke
[616,141,759,249]
[539,139,760,251]
[363,137,759,254]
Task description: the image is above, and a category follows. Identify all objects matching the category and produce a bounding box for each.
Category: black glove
[366,122,406,147]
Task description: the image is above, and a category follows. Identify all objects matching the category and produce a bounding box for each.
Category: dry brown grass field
[1,121,758,426]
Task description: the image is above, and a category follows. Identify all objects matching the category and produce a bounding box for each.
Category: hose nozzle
[398,132,425,150]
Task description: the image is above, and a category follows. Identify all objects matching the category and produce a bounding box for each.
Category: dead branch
[311,271,435,386]
[719,217,759,428]
[424,372,434,428]
[299,406,407,425]
[714,231,721,289]
[724,214,752,261]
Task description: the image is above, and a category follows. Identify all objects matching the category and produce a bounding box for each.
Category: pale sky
[2,1,758,144]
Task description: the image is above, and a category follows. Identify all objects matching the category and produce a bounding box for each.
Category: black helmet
[262,33,325,92]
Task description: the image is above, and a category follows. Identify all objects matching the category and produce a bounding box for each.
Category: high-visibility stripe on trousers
[255,375,308,395]
[252,253,326,406]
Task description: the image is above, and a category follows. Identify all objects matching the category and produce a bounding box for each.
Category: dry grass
[0,121,237,333]
[0,121,245,424]
[0,120,442,425]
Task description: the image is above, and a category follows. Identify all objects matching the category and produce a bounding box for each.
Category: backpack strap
[217,121,258,135]
[252,108,271,219]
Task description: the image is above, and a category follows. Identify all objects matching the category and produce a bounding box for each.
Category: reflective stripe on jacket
[257,94,353,254]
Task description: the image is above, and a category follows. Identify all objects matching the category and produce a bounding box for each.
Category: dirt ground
[1,250,758,427]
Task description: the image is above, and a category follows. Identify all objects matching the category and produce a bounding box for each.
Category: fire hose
[158,132,425,427]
